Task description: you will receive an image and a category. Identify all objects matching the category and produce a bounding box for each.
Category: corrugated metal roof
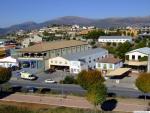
[17,40,88,52]
[62,48,108,60]
[126,47,150,55]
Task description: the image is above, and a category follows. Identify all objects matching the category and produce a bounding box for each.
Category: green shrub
[63,76,77,84]
[0,67,12,84]
[139,56,148,61]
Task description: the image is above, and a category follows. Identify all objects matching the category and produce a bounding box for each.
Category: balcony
[124,60,147,66]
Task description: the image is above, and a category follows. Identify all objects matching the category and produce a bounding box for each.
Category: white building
[125,47,150,61]
[21,35,42,48]
[96,56,123,73]
[98,36,132,43]
[49,48,108,74]
[125,47,150,72]
[0,56,19,68]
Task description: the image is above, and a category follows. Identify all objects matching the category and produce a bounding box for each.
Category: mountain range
[0,16,150,36]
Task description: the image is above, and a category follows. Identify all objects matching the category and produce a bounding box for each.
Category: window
[93,59,96,62]
[89,60,91,63]
[51,61,53,63]
[138,55,141,60]
[43,53,47,56]
[132,55,135,60]
[98,63,101,67]
[109,64,113,68]
[103,64,107,69]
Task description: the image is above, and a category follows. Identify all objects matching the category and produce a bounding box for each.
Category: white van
[20,71,37,80]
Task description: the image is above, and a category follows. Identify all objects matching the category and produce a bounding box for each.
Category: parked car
[27,86,38,93]
[20,71,37,80]
[45,79,56,83]
[45,69,55,74]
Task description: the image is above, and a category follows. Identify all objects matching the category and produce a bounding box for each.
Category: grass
[0,100,131,113]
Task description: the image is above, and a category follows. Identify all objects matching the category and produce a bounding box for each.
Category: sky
[0,0,150,28]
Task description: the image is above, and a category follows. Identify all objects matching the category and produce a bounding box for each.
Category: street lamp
[147,54,150,73]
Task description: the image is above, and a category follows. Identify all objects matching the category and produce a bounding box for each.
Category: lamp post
[148,54,150,73]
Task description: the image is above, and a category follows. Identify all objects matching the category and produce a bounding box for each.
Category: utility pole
[148,54,150,73]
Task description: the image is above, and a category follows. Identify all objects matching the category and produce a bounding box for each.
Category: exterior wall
[96,63,115,70]
[49,57,70,68]
[96,61,123,71]
[18,57,44,74]
[44,59,49,70]
[22,35,42,48]
[70,61,81,74]
[126,51,148,61]
[82,50,108,69]
[98,38,132,43]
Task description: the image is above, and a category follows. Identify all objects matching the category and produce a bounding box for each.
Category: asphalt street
[10,70,150,98]
[8,80,150,98]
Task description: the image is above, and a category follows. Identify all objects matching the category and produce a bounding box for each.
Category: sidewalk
[0,93,148,112]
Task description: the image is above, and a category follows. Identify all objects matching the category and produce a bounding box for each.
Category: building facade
[125,47,150,72]
[48,48,108,74]
[98,36,132,43]
[17,40,90,73]
[96,56,123,74]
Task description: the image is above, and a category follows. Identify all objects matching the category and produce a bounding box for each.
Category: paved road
[8,80,150,98]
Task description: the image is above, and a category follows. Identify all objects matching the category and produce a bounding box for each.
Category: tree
[77,70,105,89]
[87,82,107,110]
[63,76,77,84]
[0,67,12,84]
[84,30,105,41]
[116,41,132,59]
[135,73,150,100]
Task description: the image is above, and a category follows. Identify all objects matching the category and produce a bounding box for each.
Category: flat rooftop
[18,40,88,52]
[126,47,150,55]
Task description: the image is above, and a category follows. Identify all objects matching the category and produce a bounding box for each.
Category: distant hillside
[0,16,150,36]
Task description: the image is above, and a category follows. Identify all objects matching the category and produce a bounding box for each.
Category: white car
[45,79,56,83]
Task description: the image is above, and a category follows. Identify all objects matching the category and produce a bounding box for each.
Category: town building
[96,55,123,74]
[49,48,108,74]
[17,40,90,73]
[124,47,150,72]
[21,35,42,48]
[98,36,132,44]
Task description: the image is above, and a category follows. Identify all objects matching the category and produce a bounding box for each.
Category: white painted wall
[98,38,132,43]
[22,35,42,47]
[126,51,148,61]
[96,61,123,71]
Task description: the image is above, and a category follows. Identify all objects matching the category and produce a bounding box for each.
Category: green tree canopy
[84,30,105,40]
[0,67,12,84]
[77,70,105,89]
[135,73,150,93]
[116,41,132,59]
[87,82,107,107]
